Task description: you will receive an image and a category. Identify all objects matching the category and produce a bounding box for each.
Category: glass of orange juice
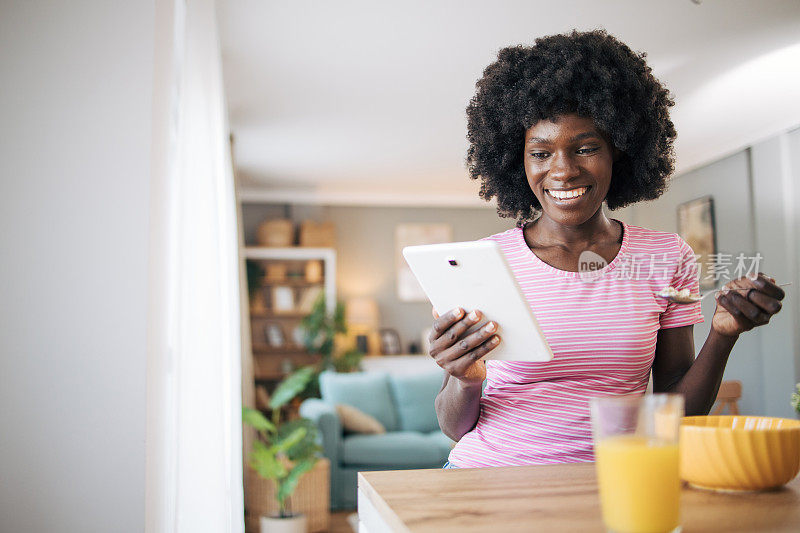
[590,394,684,533]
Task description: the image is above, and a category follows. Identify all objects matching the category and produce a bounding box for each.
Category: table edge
[358,471,412,533]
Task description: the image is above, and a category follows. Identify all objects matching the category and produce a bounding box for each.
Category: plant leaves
[277,458,318,506]
[277,418,321,461]
[333,348,364,373]
[250,440,286,480]
[273,426,307,453]
[246,260,265,296]
[270,366,316,409]
[299,373,321,400]
[242,407,276,434]
[333,301,347,333]
[299,294,326,337]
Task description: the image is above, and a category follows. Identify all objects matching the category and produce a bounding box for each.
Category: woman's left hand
[711,272,785,338]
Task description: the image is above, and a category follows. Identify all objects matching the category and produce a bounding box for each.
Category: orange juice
[595,435,680,533]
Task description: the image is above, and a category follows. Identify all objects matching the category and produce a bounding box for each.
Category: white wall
[750,132,799,418]
[0,2,154,530]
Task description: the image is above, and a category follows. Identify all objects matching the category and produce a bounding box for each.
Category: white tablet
[402,240,554,362]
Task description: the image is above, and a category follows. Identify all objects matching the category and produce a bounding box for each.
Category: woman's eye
[577,146,600,155]
[529,152,549,160]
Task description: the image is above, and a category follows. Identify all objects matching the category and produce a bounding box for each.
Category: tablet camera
[447,259,458,267]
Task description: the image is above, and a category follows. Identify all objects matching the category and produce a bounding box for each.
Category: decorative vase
[259,513,307,533]
[250,290,267,314]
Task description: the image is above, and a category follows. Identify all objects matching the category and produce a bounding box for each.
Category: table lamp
[346,297,380,354]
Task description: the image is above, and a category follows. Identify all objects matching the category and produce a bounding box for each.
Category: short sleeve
[659,235,705,329]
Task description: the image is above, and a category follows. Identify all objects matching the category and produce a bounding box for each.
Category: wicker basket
[256,219,295,247]
[299,220,335,248]
[244,458,330,533]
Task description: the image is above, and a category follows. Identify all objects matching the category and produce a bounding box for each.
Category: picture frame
[264,322,286,348]
[677,195,717,290]
[379,328,402,355]
[291,325,306,348]
[271,285,295,313]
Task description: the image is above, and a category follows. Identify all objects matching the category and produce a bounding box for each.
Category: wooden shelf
[252,343,308,354]
[250,310,310,319]
[254,374,286,382]
[261,279,323,287]
[244,247,335,262]
[252,351,322,381]
[242,241,336,384]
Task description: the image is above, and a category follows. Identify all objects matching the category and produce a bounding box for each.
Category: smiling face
[523,114,617,226]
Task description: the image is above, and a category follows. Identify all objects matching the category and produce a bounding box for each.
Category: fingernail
[453,308,463,318]
[483,322,496,333]
[490,336,500,345]
[468,310,479,321]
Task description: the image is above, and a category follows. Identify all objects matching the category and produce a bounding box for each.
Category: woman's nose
[549,151,579,178]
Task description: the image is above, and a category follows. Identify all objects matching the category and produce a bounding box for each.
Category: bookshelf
[244,247,336,383]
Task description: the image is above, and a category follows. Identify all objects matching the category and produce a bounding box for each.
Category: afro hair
[466,29,676,226]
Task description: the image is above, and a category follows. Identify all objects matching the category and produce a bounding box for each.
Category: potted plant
[243,366,322,533]
[300,293,364,372]
[791,383,800,416]
[298,294,364,398]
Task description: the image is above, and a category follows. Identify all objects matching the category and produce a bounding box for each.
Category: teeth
[548,187,588,200]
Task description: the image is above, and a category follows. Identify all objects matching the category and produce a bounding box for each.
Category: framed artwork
[396,223,453,301]
[677,195,717,290]
[271,285,295,313]
[379,328,402,355]
[264,322,286,348]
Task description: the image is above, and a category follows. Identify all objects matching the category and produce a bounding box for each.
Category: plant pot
[259,513,307,533]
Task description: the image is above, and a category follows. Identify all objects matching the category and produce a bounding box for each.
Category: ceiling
[218,0,800,206]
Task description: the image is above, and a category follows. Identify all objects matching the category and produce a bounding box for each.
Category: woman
[431,30,785,468]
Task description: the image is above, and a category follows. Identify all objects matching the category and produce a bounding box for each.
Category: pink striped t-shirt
[447,219,704,468]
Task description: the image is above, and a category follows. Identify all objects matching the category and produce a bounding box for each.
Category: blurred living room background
[2,1,800,532]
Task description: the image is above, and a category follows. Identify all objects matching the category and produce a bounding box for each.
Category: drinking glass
[590,394,684,533]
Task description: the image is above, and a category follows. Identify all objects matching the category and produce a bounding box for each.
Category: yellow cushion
[335,404,386,434]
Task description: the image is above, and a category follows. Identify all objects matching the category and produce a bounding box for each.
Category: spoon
[656,282,792,305]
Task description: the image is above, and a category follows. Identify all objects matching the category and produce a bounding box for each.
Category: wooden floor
[329,510,358,533]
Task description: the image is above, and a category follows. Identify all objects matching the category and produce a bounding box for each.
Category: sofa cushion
[319,371,398,431]
[335,404,385,434]
[341,431,451,467]
[388,371,443,433]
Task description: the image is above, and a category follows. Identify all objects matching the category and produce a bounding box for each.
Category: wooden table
[357,462,800,532]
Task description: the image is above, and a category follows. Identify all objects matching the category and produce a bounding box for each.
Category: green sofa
[300,370,452,510]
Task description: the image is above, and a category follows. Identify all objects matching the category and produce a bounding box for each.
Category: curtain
[147,0,244,531]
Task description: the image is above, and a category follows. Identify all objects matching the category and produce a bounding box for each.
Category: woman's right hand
[428,307,500,387]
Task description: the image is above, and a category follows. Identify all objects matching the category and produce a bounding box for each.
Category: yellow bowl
[680,415,800,491]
